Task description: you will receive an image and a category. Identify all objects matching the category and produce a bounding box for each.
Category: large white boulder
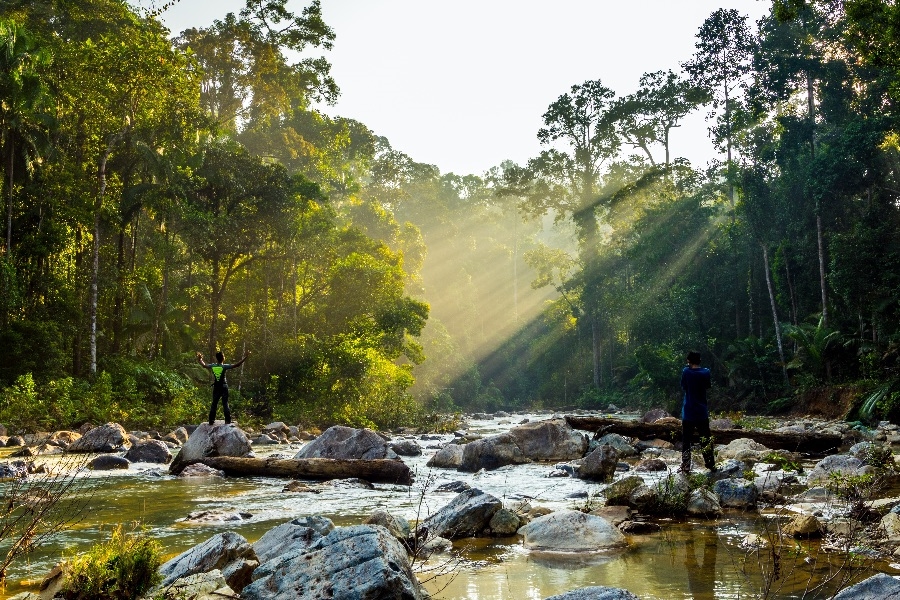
[518,510,626,552]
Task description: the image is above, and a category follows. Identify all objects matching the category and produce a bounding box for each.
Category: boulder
[242,525,423,600]
[518,510,626,552]
[253,516,336,564]
[783,514,822,538]
[686,489,722,517]
[391,439,422,456]
[577,445,618,482]
[589,506,631,527]
[364,510,410,541]
[618,521,661,534]
[603,476,644,506]
[164,427,189,445]
[634,458,667,472]
[595,433,637,457]
[427,444,464,468]
[179,510,252,524]
[66,423,130,453]
[418,488,502,540]
[48,431,81,447]
[252,434,278,446]
[717,438,770,462]
[178,463,225,478]
[710,418,735,430]
[159,531,257,591]
[264,422,290,436]
[881,512,900,542]
[709,459,748,482]
[124,439,172,464]
[460,419,587,471]
[713,478,758,509]
[89,454,130,470]
[634,439,674,451]
[169,423,253,475]
[488,508,521,536]
[832,573,900,600]
[806,455,864,486]
[435,480,471,493]
[641,409,669,424]
[6,436,24,447]
[544,587,640,600]
[848,441,875,461]
[293,426,398,460]
[157,569,239,600]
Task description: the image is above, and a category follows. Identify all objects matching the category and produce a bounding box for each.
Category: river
[0,413,897,599]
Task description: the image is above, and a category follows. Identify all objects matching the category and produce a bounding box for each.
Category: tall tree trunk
[112,226,126,354]
[591,317,602,389]
[90,150,113,376]
[817,211,828,327]
[6,137,12,255]
[781,244,799,327]
[762,244,790,388]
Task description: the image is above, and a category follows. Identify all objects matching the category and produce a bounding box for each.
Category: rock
[25,443,62,456]
[713,478,758,509]
[7,593,41,600]
[282,481,321,493]
[264,422,289,436]
[158,569,240,599]
[66,423,130,453]
[365,510,411,541]
[252,434,279,446]
[124,439,172,464]
[754,470,791,494]
[577,445,618,482]
[488,508,521,536]
[165,427,189,445]
[460,419,587,471]
[48,430,81,447]
[5,436,24,447]
[634,439,674,451]
[717,438,770,462]
[807,455,864,486]
[89,454,130,470]
[641,409,669,424]
[832,573,900,599]
[179,510,252,523]
[634,458,667,472]
[848,441,875,461]
[328,477,374,489]
[253,516,335,564]
[794,486,830,502]
[159,531,257,591]
[686,489,722,517]
[519,510,626,552]
[427,444,464,468]
[178,463,225,478]
[0,462,28,480]
[293,426,398,460]
[589,505,631,527]
[169,423,253,475]
[618,520,661,534]
[435,480,471,493]
[603,476,644,506]
[881,512,900,541]
[242,525,423,600]
[596,433,637,457]
[710,418,735,430]
[544,588,640,600]
[391,439,422,456]
[783,514,822,538]
[709,459,748,482]
[418,488,502,540]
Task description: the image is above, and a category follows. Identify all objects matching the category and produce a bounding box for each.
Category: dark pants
[682,419,714,471]
[209,385,231,425]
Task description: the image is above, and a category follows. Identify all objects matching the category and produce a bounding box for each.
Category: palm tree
[0,19,52,255]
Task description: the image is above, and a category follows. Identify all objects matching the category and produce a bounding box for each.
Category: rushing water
[0,414,897,599]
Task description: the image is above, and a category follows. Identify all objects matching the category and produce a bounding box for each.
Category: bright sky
[142,0,771,176]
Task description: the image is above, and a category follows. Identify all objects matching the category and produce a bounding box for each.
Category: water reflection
[683,524,718,600]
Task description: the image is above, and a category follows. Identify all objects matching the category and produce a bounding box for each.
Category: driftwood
[565,415,842,454]
[179,456,413,485]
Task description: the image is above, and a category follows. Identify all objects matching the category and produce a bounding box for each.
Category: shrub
[62,524,162,600]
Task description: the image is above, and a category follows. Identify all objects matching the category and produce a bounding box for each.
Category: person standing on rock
[196,350,249,426]
[680,350,714,473]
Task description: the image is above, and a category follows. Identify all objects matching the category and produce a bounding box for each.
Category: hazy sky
[141,0,771,176]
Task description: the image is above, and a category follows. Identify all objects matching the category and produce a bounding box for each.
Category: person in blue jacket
[680,350,714,472]
[196,349,250,426]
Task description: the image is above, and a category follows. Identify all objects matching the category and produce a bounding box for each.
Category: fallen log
[177,456,413,485]
[565,416,842,454]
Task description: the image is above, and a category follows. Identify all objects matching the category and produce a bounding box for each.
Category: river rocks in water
[427,444,464,468]
[5,435,24,447]
[328,477,374,490]
[169,423,253,475]
[487,508,521,536]
[0,462,28,480]
[460,419,588,471]
[435,480,471,493]
[634,438,674,452]
[178,463,225,478]
[518,510,626,552]
[602,476,644,506]
[595,433,637,457]
[686,489,722,517]
[48,430,81,447]
[577,445,618,481]
[881,512,900,542]
[589,505,631,527]
[242,525,424,600]
[832,573,900,599]
[164,426,189,445]
[252,434,279,446]
[365,510,411,541]
[754,470,794,494]
[713,478,758,509]
[634,458,668,472]
[783,514,822,538]
[89,454,130,470]
[158,569,239,600]
[806,455,864,486]
[848,441,876,461]
[641,408,669,424]
[281,481,321,493]
[618,520,661,534]
[391,439,422,456]
[709,459,748,482]
[67,423,130,453]
[418,488,502,540]
[124,439,172,464]
[293,425,398,461]
[179,510,252,524]
[717,438,770,462]
[544,586,640,600]
[159,531,257,590]
[253,516,335,564]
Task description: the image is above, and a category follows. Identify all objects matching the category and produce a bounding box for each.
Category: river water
[1,414,897,599]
